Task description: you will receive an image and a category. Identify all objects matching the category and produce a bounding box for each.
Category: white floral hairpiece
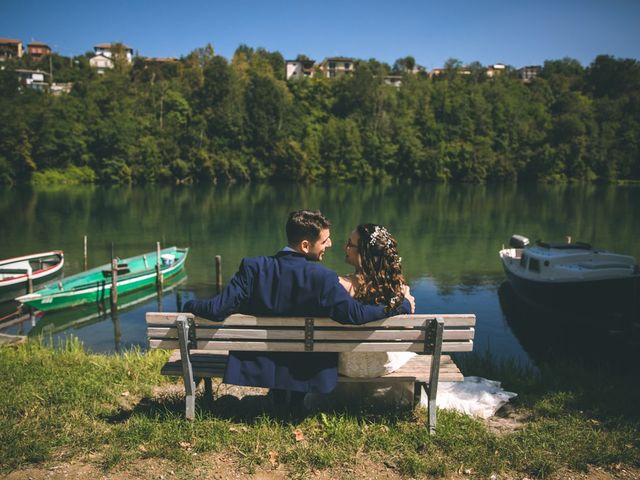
[369,226,392,247]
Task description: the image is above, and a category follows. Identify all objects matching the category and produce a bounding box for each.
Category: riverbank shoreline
[1,339,638,478]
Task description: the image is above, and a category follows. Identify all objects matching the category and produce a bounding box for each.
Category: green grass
[1,339,639,478]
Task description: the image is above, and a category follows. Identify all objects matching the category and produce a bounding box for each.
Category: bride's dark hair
[353,224,406,312]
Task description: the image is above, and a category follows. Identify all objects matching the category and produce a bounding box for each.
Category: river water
[2,183,639,365]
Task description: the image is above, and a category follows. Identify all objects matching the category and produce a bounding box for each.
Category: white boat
[499,235,640,315]
[0,251,64,303]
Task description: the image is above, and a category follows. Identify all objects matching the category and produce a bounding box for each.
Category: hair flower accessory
[369,226,392,247]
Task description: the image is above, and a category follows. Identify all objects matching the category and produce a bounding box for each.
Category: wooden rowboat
[16,247,188,312]
[0,251,64,303]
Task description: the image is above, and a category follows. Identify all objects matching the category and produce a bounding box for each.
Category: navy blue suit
[183,250,411,393]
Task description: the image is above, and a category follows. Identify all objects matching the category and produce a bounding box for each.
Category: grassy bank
[1,339,639,479]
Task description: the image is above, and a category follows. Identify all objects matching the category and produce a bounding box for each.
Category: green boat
[27,270,188,337]
[16,246,188,312]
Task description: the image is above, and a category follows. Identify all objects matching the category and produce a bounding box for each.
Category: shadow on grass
[102,384,419,427]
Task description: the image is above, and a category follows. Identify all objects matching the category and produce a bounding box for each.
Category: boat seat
[0,261,32,280]
[101,264,131,277]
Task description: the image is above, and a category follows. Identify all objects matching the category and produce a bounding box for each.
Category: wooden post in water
[26,267,33,294]
[110,259,118,309]
[83,235,88,271]
[176,289,183,313]
[215,255,222,294]
[111,307,122,354]
[156,242,164,290]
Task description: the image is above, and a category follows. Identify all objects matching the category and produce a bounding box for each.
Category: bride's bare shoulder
[338,274,356,295]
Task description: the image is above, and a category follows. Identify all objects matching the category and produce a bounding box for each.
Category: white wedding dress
[304,351,418,411]
[338,351,416,378]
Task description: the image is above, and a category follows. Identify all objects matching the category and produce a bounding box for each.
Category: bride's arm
[402,284,415,313]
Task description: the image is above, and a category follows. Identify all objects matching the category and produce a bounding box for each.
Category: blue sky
[2,0,639,69]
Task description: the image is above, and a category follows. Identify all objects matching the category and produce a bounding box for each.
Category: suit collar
[276,250,308,259]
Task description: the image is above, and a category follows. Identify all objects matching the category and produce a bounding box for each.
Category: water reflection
[1,183,639,360]
[498,281,640,369]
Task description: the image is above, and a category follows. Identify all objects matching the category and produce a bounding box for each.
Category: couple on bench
[184,209,417,408]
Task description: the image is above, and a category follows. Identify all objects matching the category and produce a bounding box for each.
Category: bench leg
[413,381,436,433]
[426,318,444,435]
[177,316,196,420]
[412,381,425,409]
[204,377,213,403]
[185,389,196,420]
[427,383,437,435]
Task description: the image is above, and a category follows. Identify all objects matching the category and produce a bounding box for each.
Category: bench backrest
[146,313,475,354]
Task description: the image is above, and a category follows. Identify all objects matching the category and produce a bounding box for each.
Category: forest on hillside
[1,45,639,184]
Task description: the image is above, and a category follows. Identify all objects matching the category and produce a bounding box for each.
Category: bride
[305,223,417,410]
[338,223,416,379]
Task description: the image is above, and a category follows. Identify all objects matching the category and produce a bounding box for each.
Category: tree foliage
[0,49,639,184]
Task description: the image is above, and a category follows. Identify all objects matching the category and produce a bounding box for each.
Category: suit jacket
[183,250,411,393]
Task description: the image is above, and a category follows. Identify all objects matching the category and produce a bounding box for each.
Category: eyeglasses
[346,239,357,249]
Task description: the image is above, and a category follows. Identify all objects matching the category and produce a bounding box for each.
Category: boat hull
[27,270,187,337]
[0,251,64,303]
[502,263,640,316]
[17,247,187,312]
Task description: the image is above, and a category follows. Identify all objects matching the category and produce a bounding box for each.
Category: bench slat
[148,327,474,342]
[149,338,473,352]
[147,327,474,342]
[193,340,473,352]
[166,349,460,365]
[160,351,464,383]
[145,312,476,328]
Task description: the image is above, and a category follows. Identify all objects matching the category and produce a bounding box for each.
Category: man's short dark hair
[286,210,331,245]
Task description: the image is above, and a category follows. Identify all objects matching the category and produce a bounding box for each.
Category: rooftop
[323,56,354,62]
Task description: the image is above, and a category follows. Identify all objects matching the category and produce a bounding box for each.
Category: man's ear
[299,239,310,253]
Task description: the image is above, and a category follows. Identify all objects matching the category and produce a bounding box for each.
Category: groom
[183,209,414,395]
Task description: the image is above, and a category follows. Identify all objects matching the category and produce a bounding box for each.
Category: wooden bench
[145,312,476,433]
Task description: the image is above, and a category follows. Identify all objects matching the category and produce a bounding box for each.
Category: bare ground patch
[5,459,640,480]
[483,404,531,435]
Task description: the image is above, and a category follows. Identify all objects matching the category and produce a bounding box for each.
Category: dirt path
[5,457,639,480]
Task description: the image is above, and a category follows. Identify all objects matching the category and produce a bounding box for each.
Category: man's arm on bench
[323,274,412,325]
[183,259,252,320]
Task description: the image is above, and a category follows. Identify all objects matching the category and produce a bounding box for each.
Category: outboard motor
[509,234,530,249]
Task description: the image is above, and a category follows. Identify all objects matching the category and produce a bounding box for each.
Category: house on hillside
[430,66,471,77]
[285,58,316,80]
[395,63,427,75]
[319,57,354,78]
[486,63,506,77]
[89,54,114,73]
[0,38,23,61]
[28,42,51,61]
[51,82,73,95]
[15,69,50,91]
[518,65,542,82]
[91,43,134,65]
[383,75,403,87]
